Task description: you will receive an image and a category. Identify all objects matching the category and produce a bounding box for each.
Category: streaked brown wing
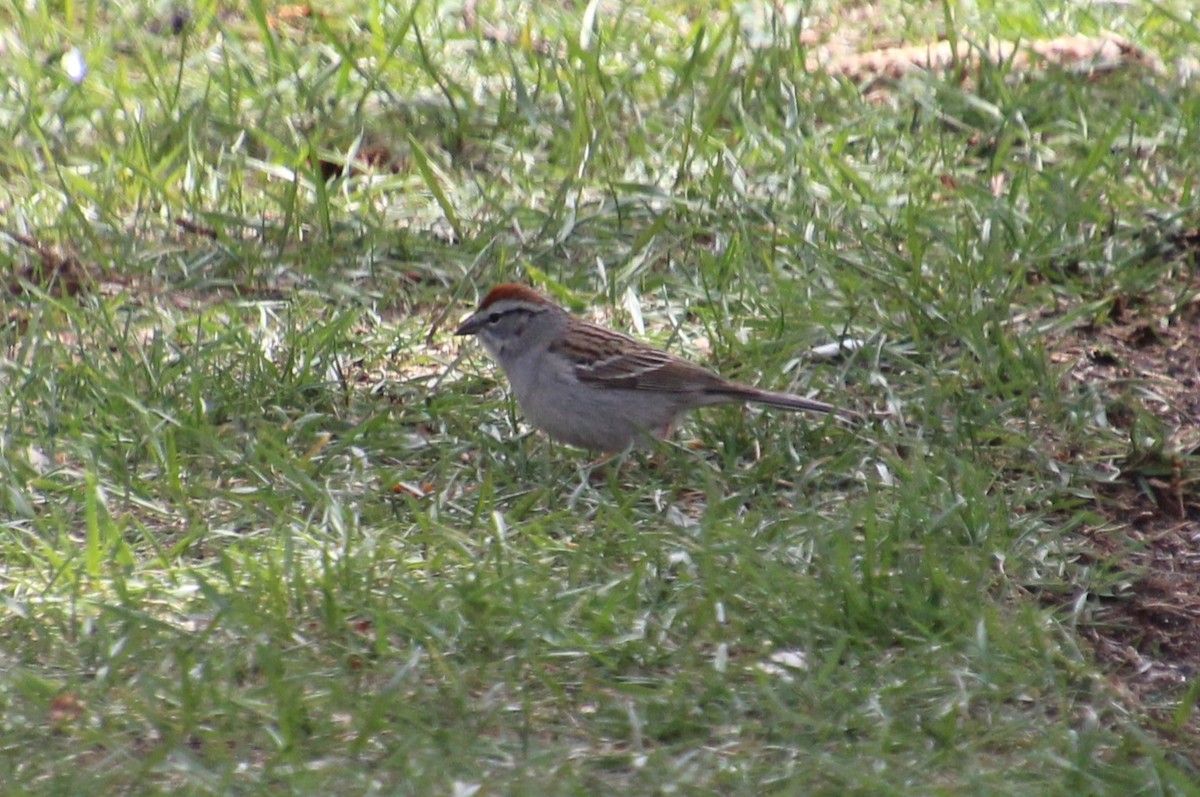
[550,321,721,392]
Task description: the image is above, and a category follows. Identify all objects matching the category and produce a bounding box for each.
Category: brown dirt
[1046,247,1200,756]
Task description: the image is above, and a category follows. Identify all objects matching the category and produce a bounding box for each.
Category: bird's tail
[712,385,857,420]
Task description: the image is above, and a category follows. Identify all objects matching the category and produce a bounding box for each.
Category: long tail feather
[712,385,857,420]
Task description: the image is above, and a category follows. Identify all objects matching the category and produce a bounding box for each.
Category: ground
[3,1,1199,793]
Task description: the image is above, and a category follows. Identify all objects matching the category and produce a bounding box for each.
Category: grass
[2,0,1199,793]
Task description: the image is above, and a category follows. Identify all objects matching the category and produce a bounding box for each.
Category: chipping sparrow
[455,283,851,452]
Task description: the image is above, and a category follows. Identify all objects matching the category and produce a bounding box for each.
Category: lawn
[2,1,1199,794]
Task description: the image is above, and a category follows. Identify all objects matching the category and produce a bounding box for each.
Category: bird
[454,283,852,452]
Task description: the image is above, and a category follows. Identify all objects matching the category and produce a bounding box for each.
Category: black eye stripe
[484,305,542,325]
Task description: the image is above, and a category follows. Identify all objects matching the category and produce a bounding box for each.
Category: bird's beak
[454,313,482,336]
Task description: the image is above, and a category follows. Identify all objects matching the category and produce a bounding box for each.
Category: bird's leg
[566,448,632,508]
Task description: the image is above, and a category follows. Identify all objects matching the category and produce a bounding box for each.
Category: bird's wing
[549,321,720,392]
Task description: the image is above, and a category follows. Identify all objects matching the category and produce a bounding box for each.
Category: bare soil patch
[1049,254,1200,755]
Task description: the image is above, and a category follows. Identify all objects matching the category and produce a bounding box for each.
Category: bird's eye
[487,312,502,324]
